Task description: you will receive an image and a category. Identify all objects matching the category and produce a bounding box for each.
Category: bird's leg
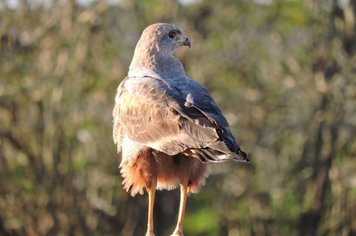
[171,183,188,236]
[146,184,156,236]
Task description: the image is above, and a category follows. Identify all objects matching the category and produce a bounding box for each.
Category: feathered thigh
[120,149,208,196]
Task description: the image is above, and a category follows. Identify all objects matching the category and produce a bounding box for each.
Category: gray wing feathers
[114,75,248,162]
[114,76,217,155]
[167,79,244,156]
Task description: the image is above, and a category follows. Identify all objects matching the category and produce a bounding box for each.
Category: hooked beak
[182,37,191,48]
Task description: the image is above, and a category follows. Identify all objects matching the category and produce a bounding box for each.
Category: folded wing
[113,75,248,163]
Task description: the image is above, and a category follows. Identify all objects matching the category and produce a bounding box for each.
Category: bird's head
[137,23,191,55]
[129,23,190,77]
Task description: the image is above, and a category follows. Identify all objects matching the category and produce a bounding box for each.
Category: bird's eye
[168,31,176,39]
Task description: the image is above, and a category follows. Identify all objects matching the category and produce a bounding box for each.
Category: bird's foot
[145,230,155,236]
[170,230,184,236]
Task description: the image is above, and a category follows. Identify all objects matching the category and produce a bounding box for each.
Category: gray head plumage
[129,23,191,79]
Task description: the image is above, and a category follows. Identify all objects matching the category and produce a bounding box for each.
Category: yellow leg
[171,184,188,236]
[146,186,156,236]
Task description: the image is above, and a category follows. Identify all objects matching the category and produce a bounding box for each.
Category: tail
[192,148,250,163]
[234,149,250,163]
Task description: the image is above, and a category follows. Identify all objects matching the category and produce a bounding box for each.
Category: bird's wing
[113,77,127,153]
[168,77,248,162]
[113,75,248,162]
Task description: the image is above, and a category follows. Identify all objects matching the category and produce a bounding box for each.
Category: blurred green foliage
[0,0,355,235]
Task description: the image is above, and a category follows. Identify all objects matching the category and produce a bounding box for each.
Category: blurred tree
[0,0,354,235]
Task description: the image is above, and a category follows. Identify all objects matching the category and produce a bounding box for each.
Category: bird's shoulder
[118,75,174,101]
[173,77,230,127]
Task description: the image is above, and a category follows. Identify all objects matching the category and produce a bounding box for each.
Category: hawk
[113,23,249,236]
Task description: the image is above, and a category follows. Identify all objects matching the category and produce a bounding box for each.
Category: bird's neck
[129,47,185,79]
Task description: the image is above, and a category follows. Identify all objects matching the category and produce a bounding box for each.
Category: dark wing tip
[234,150,251,163]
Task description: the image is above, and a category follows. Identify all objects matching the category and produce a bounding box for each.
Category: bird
[112,23,249,236]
